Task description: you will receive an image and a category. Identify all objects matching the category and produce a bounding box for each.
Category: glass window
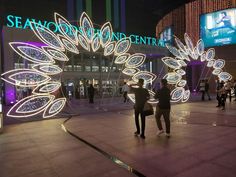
[74,54,83,72]
[84,53,91,72]
[64,59,73,71]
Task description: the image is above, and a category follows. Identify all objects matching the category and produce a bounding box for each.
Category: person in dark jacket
[154,79,171,137]
[131,79,150,139]
[205,79,211,100]
[88,84,95,103]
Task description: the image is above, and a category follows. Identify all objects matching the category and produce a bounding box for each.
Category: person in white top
[122,82,129,102]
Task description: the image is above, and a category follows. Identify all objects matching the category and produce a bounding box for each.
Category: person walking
[155,79,171,137]
[199,80,205,101]
[88,84,95,103]
[225,80,232,102]
[122,82,129,103]
[219,81,226,110]
[233,80,236,101]
[205,79,211,100]
[130,79,150,139]
[216,79,222,107]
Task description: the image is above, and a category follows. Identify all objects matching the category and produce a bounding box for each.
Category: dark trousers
[134,110,146,136]
[89,96,94,103]
[221,94,226,108]
[155,109,170,134]
[123,91,128,102]
[201,91,205,100]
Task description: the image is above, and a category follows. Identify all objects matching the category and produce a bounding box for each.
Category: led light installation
[162,33,232,102]
[2,12,157,118]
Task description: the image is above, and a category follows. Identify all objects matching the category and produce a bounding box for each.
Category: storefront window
[84,54,91,72]
[64,59,73,71]
[74,54,83,72]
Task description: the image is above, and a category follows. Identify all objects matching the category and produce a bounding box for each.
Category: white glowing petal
[1,69,51,87]
[7,95,55,118]
[218,72,232,81]
[42,47,69,61]
[78,33,90,51]
[176,80,187,87]
[192,47,199,60]
[207,59,215,67]
[127,93,135,103]
[30,21,64,51]
[132,71,156,84]
[100,22,113,47]
[177,59,187,67]
[162,57,181,69]
[196,39,204,55]
[104,42,116,56]
[32,64,63,75]
[163,72,182,84]
[200,52,206,62]
[182,90,190,102]
[58,35,79,54]
[213,59,225,69]
[175,36,188,54]
[206,48,215,61]
[178,50,190,61]
[147,90,158,104]
[91,33,100,52]
[175,69,186,76]
[184,33,194,53]
[9,42,54,64]
[127,80,137,86]
[32,82,61,94]
[80,12,94,43]
[125,53,146,68]
[54,13,78,45]
[122,68,140,76]
[212,69,222,75]
[114,54,130,64]
[43,98,66,118]
[170,87,184,102]
[165,44,182,58]
[114,37,131,56]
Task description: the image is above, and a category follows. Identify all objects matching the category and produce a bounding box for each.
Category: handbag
[143,102,154,116]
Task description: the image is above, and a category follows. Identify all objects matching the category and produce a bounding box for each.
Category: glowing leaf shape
[54,13,78,44]
[1,69,51,87]
[179,50,190,61]
[207,59,215,67]
[182,90,190,102]
[192,47,199,60]
[114,37,131,56]
[100,22,113,47]
[32,81,61,94]
[175,69,186,76]
[78,33,90,51]
[212,69,222,75]
[196,39,204,55]
[171,87,184,102]
[162,57,181,69]
[200,52,206,62]
[163,72,182,84]
[9,42,54,64]
[32,64,63,75]
[42,47,69,61]
[43,98,66,118]
[213,59,225,69]
[30,22,64,51]
[91,33,100,52]
[132,71,156,84]
[125,53,146,68]
[7,95,55,118]
[184,33,194,53]
[147,90,158,104]
[122,68,140,76]
[166,44,182,58]
[206,48,215,61]
[176,80,187,87]
[218,72,232,81]
[175,36,188,54]
[80,12,94,43]
[104,42,116,56]
[58,35,79,54]
[178,60,187,67]
[114,54,130,64]
[127,93,135,103]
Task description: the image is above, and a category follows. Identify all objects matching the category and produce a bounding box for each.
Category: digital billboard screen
[158,27,173,47]
[200,8,236,47]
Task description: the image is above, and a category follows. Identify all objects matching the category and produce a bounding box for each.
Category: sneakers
[134,131,140,136]
[140,134,146,139]
[156,130,164,136]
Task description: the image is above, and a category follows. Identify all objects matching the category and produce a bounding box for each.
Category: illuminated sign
[5,15,164,47]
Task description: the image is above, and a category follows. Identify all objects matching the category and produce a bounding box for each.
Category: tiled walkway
[1,99,236,177]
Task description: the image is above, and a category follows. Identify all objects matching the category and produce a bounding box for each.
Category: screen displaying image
[200,8,236,47]
[158,27,173,47]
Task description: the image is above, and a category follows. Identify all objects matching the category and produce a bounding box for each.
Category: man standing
[155,79,171,137]
[131,79,150,139]
[122,82,129,103]
[205,79,211,100]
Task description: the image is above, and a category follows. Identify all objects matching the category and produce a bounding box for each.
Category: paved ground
[1,96,236,177]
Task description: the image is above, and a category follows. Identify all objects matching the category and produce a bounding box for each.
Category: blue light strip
[76,0,83,20]
[114,0,119,29]
[67,0,75,21]
[120,0,126,32]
